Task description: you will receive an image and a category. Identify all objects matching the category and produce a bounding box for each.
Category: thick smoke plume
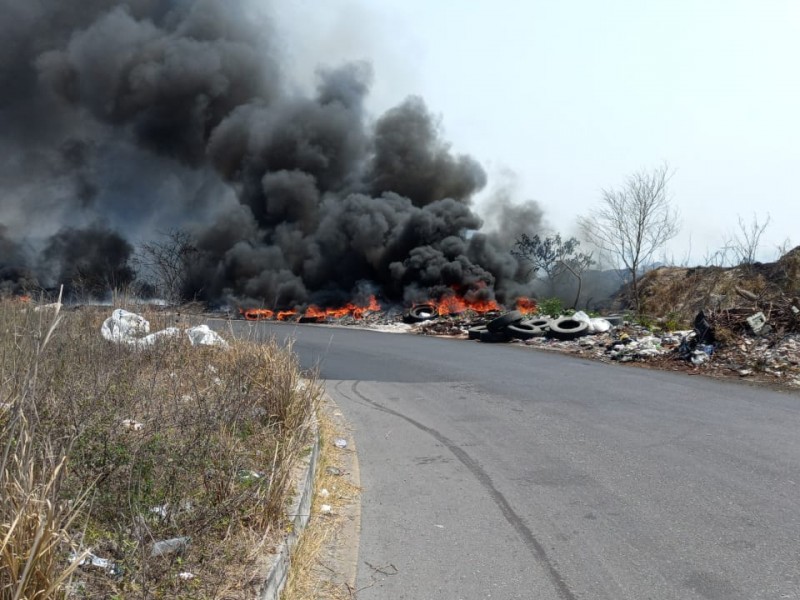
[0,0,543,306]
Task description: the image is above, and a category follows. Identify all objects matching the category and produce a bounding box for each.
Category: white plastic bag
[589,318,612,333]
[101,309,150,343]
[137,327,182,347]
[186,325,229,348]
[101,310,228,349]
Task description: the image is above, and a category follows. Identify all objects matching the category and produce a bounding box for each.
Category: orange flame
[241,295,381,322]
[306,295,380,320]
[437,296,467,316]
[241,308,274,321]
[515,297,538,315]
[424,293,501,315]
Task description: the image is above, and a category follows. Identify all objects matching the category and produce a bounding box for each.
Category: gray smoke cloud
[0,0,544,306]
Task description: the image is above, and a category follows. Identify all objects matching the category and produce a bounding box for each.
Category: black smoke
[0,0,544,306]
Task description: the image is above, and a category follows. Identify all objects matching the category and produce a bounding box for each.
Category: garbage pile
[101,309,229,348]
[408,304,800,388]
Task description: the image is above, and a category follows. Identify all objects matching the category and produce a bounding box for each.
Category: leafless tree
[578,164,680,312]
[135,230,198,303]
[728,213,771,266]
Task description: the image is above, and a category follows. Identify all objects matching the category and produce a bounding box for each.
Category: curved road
[224,321,800,600]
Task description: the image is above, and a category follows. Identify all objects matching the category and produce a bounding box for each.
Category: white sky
[271,0,800,265]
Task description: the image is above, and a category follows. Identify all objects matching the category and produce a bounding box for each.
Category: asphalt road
[223,321,800,600]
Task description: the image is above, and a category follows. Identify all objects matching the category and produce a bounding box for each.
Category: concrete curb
[259,418,320,600]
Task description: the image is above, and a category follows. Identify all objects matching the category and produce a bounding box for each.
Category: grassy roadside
[0,299,320,599]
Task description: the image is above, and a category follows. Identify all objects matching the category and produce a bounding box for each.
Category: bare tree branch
[578,163,680,312]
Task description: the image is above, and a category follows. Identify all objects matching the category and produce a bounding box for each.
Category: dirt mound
[635,248,800,333]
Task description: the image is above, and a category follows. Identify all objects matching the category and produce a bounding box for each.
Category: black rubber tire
[526,317,552,330]
[506,321,545,340]
[548,317,590,340]
[468,325,488,340]
[479,329,512,343]
[404,304,437,323]
[299,316,323,323]
[487,310,523,333]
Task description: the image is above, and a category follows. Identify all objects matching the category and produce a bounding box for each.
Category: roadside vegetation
[0,298,320,599]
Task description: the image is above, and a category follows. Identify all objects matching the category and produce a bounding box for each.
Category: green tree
[512,233,595,308]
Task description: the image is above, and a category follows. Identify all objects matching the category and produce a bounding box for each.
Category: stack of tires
[469,312,591,343]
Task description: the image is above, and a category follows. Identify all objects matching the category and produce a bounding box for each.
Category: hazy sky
[272,0,799,265]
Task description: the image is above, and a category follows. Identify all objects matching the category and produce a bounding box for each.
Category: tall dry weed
[1,297,320,598]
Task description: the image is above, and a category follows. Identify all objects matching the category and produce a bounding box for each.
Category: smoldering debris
[0,0,544,306]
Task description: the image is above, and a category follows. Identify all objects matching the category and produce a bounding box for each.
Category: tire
[548,317,590,340]
[479,329,512,343]
[487,310,523,333]
[404,304,437,323]
[468,325,488,340]
[506,321,545,340]
[526,317,552,330]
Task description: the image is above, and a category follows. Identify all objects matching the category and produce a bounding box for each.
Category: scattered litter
[325,467,342,476]
[186,324,229,347]
[101,309,150,343]
[237,470,264,482]
[434,524,444,529]
[746,312,767,334]
[151,536,190,558]
[121,419,143,431]
[319,488,330,498]
[101,310,228,349]
[150,505,168,519]
[71,552,119,576]
[178,572,195,581]
[333,438,348,449]
[33,302,63,312]
[320,504,332,514]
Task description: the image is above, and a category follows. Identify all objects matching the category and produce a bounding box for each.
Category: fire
[436,295,467,316]
[303,295,380,321]
[465,297,501,313]
[427,294,501,315]
[241,308,274,320]
[241,295,380,322]
[515,297,538,315]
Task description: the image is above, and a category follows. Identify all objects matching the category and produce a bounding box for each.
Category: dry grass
[282,409,360,600]
[0,299,320,599]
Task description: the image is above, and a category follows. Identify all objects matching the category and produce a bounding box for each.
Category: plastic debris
[187,325,229,348]
[101,310,228,348]
[326,467,342,476]
[746,312,767,334]
[319,488,330,498]
[320,504,332,514]
[71,552,119,576]
[101,309,150,343]
[237,470,264,482]
[178,572,195,581]
[333,438,348,448]
[121,419,144,431]
[151,536,190,558]
[138,327,182,346]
